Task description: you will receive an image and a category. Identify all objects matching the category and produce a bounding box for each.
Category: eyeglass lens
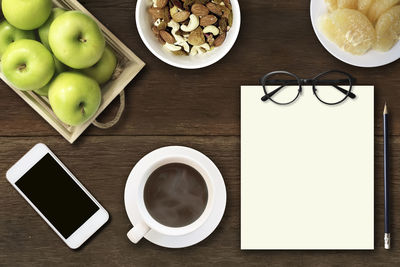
[313,71,352,105]
[262,72,300,104]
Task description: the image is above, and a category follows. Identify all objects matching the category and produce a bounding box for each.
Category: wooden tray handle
[93,91,125,129]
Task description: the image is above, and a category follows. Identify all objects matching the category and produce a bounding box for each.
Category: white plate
[124,146,227,248]
[310,0,400,67]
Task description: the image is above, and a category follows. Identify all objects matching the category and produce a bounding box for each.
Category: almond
[223,0,232,10]
[152,26,160,35]
[200,15,218,26]
[149,7,170,21]
[221,5,231,19]
[183,0,195,10]
[188,27,205,46]
[171,0,183,10]
[214,32,226,47]
[192,4,209,16]
[155,0,168,8]
[218,17,228,32]
[172,10,190,23]
[160,30,176,44]
[162,7,171,22]
[148,7,164,19]
[157,34,166,45]
[206,2,223,16]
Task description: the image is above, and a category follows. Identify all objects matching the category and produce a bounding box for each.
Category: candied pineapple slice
[319,9,376,55]
[358,0,375,14]
[367,0,400,24]
[337,0,358,9]
[325,0,338,11]
[375,6,400,51]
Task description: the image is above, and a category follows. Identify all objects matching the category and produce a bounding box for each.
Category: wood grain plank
[0,136,399,266]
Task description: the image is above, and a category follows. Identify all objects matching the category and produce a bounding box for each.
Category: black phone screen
[15,153,99,238]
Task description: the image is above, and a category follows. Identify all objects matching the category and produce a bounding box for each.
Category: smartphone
[6,143,109,249]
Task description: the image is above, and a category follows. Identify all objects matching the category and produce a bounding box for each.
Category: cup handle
[127,222,150,244]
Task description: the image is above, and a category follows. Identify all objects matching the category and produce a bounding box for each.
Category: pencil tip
[384,102,388,114]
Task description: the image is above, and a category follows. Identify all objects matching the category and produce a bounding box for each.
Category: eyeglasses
[260,70,357,105]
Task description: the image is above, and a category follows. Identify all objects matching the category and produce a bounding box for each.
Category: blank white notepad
[241,86,374,250]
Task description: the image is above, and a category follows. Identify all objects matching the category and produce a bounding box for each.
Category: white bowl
[310,0,400,68]
[136,0,241,69]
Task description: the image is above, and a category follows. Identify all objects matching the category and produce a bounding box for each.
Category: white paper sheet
[241,86,374,249]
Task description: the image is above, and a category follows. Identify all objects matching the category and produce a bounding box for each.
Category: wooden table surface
[1,0,400,266]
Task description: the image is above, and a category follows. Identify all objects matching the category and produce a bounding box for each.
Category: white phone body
[6,143,109,249]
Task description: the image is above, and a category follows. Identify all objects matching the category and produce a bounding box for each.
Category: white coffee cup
[124,146,215,243]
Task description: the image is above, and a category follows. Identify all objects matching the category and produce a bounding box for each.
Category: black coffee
[144,163,208,227]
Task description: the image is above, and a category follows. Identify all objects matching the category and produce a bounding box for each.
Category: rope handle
[93,91,125,129]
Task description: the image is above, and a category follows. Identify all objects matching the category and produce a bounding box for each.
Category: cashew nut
[177,37,190,52]
[173,35,190,52]
[168,20,180,33]
[203,25,219,36]
[164,43,182,52]
[170,5,179,17]
[181,14,199,32]
[190,43,211,56]
[168,20,190,53]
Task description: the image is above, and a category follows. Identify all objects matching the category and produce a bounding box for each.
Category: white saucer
[124,146,227,248]
[310,0,400,67]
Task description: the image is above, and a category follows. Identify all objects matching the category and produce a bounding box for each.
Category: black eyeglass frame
[260,70,357,106]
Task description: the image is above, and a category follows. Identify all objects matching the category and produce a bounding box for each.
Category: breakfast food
[83,47,118,85]
[320,9,376,55]
[2,0,52,30]
[38,8,66,50]
[49,11,106,69]
[148,0,233,56]
[2,39,55,90]
[34,55,67,96]
[0,1,118,126]
[0,21,35,57]
[338,0,358,9]
[358,0,374,14]
[325,0,338,10]
[367,0,399,24]
[49,72,102,126]
[320,0,400,54]
[375,5,400,51]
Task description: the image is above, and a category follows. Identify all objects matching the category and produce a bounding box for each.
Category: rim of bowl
[309,0,400,68]
[135,0,241,69]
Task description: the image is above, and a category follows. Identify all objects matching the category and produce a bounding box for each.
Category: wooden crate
[0,0,145,143]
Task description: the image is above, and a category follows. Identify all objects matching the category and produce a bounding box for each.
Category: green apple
[49,11,105,69]
[38,8,66,50]
[0,20,36,57]
[52,55,68,74]
[34,81,52,97]
[49,72,101,126]
[34,55,67,96]
[82,47,117,85]
[1,39,55,90]
[2,0,52,30]
[34,80,52,96]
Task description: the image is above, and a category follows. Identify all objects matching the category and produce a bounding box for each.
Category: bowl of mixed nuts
[136,0,240,69]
